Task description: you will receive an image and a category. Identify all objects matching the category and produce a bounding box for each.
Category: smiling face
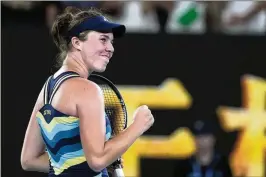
[78,31,114,72]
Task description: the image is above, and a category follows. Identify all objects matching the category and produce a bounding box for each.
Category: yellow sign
[118,78,194,177]
[117,75,266,177]
[217,74,266,177]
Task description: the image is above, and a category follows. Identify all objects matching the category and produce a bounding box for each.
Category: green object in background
[177,2,199,27]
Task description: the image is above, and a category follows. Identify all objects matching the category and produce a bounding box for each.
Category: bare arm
[21,87,50,172]
[77,80,146,172]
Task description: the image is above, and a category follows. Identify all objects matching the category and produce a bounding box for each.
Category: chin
[94,66,107,73]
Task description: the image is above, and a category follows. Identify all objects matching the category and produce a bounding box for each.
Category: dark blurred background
[2,1,266,177]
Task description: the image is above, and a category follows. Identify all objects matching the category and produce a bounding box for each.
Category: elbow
[21,159,31,171]
[21,157,34,171]
[87,157,106,172]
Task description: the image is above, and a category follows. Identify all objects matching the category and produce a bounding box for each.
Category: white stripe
[44,76,52,104]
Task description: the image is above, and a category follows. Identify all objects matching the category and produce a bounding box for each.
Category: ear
[71,37,82,51]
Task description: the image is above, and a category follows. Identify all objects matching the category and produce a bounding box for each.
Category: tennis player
[21,6,154,177]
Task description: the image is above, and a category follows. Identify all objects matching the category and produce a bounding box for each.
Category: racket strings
[89,75,127,169]
[99,84,126,136]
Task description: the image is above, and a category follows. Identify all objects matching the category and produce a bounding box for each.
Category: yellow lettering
[217,74,266,177]
[44,110,51,115]
[118,78,194,177]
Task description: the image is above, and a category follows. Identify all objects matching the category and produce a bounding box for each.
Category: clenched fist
[132,105,154,135]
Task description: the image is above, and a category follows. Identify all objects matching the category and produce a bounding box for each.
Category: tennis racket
[88,74,127,177]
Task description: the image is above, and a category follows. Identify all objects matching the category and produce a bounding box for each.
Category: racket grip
[113,167,125,177]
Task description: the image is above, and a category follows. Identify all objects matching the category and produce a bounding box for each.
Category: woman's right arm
[76,80,154,172]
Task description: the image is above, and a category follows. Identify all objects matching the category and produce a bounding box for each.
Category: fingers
[140,105,149,110]
[120,158,124,168]
[145,109,151,116]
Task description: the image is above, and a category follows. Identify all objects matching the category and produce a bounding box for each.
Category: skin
[21,30,154,173]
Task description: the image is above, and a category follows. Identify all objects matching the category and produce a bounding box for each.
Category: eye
[100,38,107,43]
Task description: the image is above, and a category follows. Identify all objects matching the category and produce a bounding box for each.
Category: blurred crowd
[174,120,233,177]
[2,1,266,35]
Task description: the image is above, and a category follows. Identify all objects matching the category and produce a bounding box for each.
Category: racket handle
[113,167,125,177]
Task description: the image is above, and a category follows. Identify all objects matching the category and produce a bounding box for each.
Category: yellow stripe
[53,156,86,175]
[36,112,79,132]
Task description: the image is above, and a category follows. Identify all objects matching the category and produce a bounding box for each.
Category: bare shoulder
[73,77,105,117]
[69,77,103,100]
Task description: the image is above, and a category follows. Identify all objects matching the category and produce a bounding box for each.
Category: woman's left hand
[107,158,124,174]
[120,158,124,168]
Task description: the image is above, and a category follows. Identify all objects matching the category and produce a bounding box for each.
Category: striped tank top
[36,71,112,177]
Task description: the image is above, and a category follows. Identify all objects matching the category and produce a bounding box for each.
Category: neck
[60,52,91,78]
[195,151,214,166]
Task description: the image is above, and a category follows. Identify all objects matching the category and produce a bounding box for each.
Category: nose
[106,41,114,53]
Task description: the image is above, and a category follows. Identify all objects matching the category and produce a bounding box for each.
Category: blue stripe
[42,133,81,155]
[39,126,80,147]
[49,149,85,167]
[47,143,83,163]
[37,117,79,140]
[106,124,111,133]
